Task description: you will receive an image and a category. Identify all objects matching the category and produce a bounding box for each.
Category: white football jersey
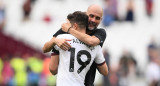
[54,34,105,86]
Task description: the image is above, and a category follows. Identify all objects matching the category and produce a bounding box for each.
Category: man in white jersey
[51,11,108,86]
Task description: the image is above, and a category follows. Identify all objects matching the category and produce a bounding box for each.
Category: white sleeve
[53,35,63,51]
[94,46,105,65]
[54,45,60,51]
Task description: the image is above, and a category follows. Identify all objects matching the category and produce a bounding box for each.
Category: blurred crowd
[0,56,56,86]
[0,0,155,29]
[102,37,160,86]
[102,0,154,27]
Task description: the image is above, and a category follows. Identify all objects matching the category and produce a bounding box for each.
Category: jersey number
[68,48,91,74]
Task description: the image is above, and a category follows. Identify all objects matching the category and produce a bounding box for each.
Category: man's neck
[77,28,86,33]
[86,29,94,34]
[86,31,92,34]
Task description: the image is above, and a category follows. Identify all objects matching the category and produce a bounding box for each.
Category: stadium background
[0,0,160,86]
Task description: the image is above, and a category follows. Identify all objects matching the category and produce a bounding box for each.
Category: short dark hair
[67,11,88,29]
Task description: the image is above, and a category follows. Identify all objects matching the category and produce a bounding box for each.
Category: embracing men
[43,4,108,86]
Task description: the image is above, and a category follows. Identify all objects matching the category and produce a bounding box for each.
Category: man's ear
[73,23,78,30]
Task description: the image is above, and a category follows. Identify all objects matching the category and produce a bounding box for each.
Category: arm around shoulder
[69,28,100,46]
[43,29,67,53]
[43,37,56,53]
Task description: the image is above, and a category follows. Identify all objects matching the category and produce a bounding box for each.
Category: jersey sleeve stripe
[51,52,59,56]
[96,61,105,66]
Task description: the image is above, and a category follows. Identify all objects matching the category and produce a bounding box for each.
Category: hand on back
[55,38,71,51]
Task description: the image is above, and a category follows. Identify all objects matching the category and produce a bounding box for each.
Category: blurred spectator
[23,0,32,21]
[1,56,14,86]
[31,0,36,4]
[118,51,129,86]
[46,75,56,86]
[145,49,160,86]
[147,37,158,62]
[38,73,47,86]
[0,58,3,85]
[119,50,130,77]
[118,49,137,86]
[125,0,135,22]
[102,49,110,86]
[27,65,40,86]
[42,57,56,86]
[0,0,5,31]
[102,0,118,27]
[42,57,51,76]
[10,57,27,86]
[27,56,43,74]
[109,64,119,86]
[127,56,139,81]
[145,0,153,17]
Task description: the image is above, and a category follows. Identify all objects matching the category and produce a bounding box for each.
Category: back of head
[67,11,88,29]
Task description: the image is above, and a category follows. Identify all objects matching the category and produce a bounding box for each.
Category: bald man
[43,4,107,86]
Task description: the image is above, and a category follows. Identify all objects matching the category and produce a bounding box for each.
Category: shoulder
[57,34,74,38]
[95,45,102,50]
[95,28,106,34]
[93,28,107,38]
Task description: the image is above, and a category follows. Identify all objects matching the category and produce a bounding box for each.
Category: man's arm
[61,22,106,46]
[49,55,59,75]
[43,37,71,53]
[97,62,108,76]
[43,37,56,53]
[43,29,71,53]
[94,46,109,76]
[69,29,100,46]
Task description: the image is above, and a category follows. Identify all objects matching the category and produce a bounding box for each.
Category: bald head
[86,4,103,30]
[87,4,103,17]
